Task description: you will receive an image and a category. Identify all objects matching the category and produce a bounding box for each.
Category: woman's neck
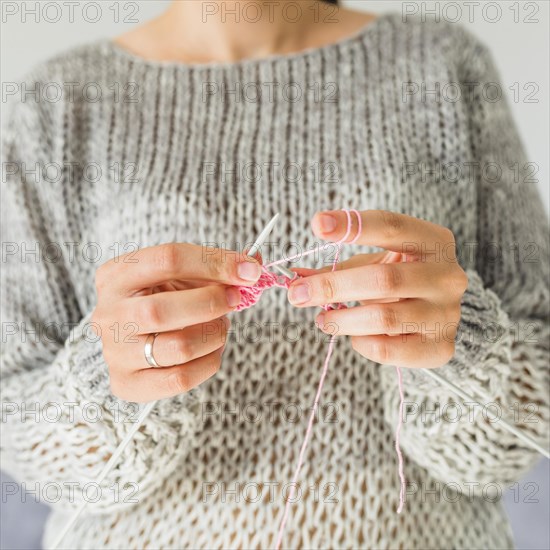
[115,0,376,64]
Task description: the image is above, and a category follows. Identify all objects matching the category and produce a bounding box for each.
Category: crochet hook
[273,264,296,279]
[423,368,550,459]
[247,213,279,258]
[50,215,280,549]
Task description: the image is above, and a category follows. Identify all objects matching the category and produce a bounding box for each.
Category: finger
[311,210,456,257]
[111,347,224,402]
[290,267,319,277]
[107,317,229,370]
[316,300,449,336]
[287,261,453,307]
[351,333,456,369]
[97,243,262,297]
[290,252,391,277]
[149,318,229,367]
[119,285,241,334]
[334,251,391,269]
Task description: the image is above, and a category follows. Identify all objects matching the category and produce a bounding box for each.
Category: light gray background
[1,1,549,549]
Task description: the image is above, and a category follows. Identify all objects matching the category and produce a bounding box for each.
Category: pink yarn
[233,210,407,546]
[235,269,295,312]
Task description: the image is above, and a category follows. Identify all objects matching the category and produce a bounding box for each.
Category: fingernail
[316,313,325,329]
[318,213,337,233]
[237,260,261,282]
[226,287,241,308]
[288,283,311,305]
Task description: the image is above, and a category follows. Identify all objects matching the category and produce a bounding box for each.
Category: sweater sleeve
[0,77,203,513]
[381,32,550,485]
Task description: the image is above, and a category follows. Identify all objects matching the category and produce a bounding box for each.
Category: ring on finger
[144,333,162,368]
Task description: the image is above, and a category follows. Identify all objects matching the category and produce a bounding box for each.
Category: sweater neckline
[104,13,393,72]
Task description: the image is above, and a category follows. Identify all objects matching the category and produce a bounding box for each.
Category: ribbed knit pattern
[2,14,549,550]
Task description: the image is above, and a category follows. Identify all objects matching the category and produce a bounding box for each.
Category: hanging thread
[52,210,550,549]
[234,209,407,545]
[267,210,407,548]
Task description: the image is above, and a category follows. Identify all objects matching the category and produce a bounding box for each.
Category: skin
[92,245,263,402]
[291,210,468,369]
[114,1,376,64]
[98,2,468,403]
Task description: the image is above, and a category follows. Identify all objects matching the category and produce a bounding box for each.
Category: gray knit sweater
[2,13,549,550]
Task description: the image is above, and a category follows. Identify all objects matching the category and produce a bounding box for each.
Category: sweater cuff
[402,269,511,398]
[56,312,203,447]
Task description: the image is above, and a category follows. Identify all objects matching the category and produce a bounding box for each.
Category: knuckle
[445,322,459,343]
[441,227,456,245]
[448,267,468,295]
[207,252,225,281]
[379,307,399,332]
[381,210,404,238]
[214,321,229,345]
[321,275,338,303]
[90,307,108,335]
[209,355,222,375]
[375,265,402,294]
[370,339,391,364]
[101,346,117,369]
[90,307,101,327]
[167,370,191,395]
[208,291,221,317]
[439,341,456,366]
[203,318,226,341]
[136,300,162,329]
[446,303,462,325]
[157,243,180,275]
[351,336,364,355]
[458,268,469,292]
[351,336,391,364]
[109,376,129,401]
[95,262,111,294]
[169,336,193,365]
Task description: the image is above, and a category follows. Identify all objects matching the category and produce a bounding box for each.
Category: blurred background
[1,1,549,548]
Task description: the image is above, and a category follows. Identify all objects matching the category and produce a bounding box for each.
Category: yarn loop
[235,269,295,312]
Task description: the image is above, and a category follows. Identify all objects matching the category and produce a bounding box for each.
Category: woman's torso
[35,14,511,549]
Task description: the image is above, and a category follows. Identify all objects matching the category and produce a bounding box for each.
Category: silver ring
[144,333,161,368]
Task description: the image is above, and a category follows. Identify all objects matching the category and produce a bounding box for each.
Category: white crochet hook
[423,368,549,458]
[50,214,281,550]
[273,264,295,279]
[247,212,279,258]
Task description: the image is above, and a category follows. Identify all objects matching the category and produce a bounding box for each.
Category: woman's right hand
[91,243,262,403]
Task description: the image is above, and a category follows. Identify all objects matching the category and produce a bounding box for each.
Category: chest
[53,49,479,280]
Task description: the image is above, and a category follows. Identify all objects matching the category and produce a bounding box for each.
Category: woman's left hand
[287,210,469,369]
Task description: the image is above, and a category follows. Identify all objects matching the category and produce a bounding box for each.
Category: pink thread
[233,209,407,546]
[265,209,362,270]
[275,209,362,549]
[235,269,295,312]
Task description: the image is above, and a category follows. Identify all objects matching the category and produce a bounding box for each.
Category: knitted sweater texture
[2,13,549,550]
